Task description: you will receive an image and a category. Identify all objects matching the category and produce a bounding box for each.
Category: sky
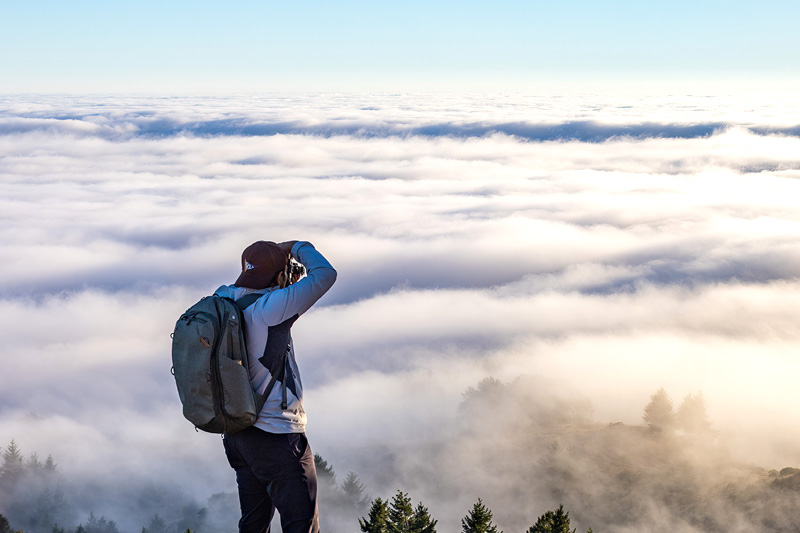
[2,0,800,93]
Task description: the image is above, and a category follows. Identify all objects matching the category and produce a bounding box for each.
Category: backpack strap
[233,292,263,310]
[230,293,273,412]
[231,292,299,413]
[259,314,300,411]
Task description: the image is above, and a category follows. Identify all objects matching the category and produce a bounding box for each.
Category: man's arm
[252,241,337,325]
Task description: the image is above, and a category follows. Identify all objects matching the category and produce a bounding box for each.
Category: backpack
[171,293,269,434]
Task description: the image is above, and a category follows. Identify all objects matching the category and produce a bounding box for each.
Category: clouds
[3,137,800,303]
[2,93,800,530]
[4,92,800,141]
[4,114,800,300]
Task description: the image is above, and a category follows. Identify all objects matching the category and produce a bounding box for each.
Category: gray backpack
[171,293,268,433]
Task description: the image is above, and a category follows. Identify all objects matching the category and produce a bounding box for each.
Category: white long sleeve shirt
[214,241,336,433]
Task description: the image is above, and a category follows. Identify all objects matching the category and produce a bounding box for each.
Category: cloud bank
[1,93,800,532]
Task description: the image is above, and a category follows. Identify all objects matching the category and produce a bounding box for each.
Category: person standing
[214,240,337,533]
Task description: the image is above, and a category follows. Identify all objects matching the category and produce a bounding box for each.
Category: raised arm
[252,241,337,325]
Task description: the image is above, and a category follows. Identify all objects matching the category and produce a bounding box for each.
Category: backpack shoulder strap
[233,292,264,310]
[258,314,300,411]
[229,292,297,413]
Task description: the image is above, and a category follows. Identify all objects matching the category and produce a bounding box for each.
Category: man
[214,240,337,533]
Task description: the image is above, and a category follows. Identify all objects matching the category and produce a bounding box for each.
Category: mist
[2,92,800,532]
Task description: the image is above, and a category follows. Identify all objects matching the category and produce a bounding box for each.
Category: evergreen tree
[342,471,369,512]
[176,503,206,533]
[315,453,337,485]
[361,492,438,533]
[460,377,505,412]
[27,452,43,472]
[642,388,676,429]
[0,514,12,533]
[52,526,67,533]
[526,505,575,533]
[676,391,713,434]
[0,439,25,487]
[141,513,168,533]
[26,487,71,533]
[83,512,120,533]
[315,453,353,530]
[44,454,58,472]
[387,492,414,533]
[461,499,501,533]
[359,497,389,533]
[410,502,437,533]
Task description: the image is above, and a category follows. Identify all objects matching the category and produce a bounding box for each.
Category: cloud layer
[2,93,800,531]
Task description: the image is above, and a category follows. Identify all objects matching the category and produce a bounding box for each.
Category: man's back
[214,241,336,433]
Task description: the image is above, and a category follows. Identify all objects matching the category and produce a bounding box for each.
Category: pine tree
[44,454,58,472]
[410,502,437,533]
[141,513,168,533]
[83,512,120,533]
[676,391,713,434]
[388,492,414,533]
[642,388,676,429]
[314,453,337,485]
[359,497,389,533]
[342,471,369,512]
[526,505,575,533]
[361,492,438,533]
[176,503,206,533]
[0,439,25,487]
[0,513,12,533]
[27,452,43,472]
[460,377,505,412]
[461,499,501,533]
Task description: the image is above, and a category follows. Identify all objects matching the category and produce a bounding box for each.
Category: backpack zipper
[190,308,229,432]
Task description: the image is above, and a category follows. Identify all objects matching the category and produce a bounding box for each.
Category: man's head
[234,241,289,289]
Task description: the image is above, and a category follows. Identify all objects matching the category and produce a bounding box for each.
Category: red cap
[234,241,288,289]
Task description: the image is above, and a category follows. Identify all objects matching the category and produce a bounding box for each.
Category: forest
[2,378,800,532]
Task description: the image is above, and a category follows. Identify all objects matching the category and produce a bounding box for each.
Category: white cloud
[2,93,800,530]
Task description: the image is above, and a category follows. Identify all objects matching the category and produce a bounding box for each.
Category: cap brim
[234,269,277,289]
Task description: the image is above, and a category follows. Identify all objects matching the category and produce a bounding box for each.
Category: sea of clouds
[2,92,800,531]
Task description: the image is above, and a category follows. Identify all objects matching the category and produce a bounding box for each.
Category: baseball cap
[234,241,288,289]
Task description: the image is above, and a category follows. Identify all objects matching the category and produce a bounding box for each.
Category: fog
[1,93,800,532]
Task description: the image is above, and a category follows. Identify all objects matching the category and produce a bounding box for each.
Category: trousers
[223,426,319,533]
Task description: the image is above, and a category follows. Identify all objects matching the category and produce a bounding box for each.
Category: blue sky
[2,0,799,92]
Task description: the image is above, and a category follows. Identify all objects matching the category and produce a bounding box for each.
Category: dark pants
[223,427,319,533]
